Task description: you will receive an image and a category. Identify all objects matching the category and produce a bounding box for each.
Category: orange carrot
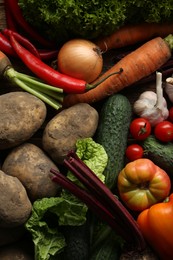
[95,22,173,52]
[63,36,171,107]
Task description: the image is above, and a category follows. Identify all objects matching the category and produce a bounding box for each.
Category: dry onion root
[57,39,103,83]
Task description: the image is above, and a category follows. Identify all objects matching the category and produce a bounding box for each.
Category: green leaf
[25,138,108,260]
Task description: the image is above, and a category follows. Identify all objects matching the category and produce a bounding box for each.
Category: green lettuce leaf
[26,195,87,260]
[69,137,108,183]
[25,138,108,260]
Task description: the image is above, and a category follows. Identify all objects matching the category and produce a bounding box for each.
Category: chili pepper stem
[86,68,123,90]
[4,67,62,110]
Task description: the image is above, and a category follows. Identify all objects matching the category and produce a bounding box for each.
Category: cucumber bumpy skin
[95,94,132,190]
[142,135,173,177]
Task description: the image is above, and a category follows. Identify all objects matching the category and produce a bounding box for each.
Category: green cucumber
[95,94,132,190]
[90,222,123,260]
[142,135,173,177]
[90,227,122,260]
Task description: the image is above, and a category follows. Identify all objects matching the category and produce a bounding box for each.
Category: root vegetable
[0,170,32,228]
[42,103,99,164]
[2,143,61,201]
[0,92,47,150]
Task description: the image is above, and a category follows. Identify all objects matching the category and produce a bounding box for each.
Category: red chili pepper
[9,33,91,93]
[10,33,122,94]
[0,33,16,57]
[4,0,18,31]
[0,31,58,61]
[38,49,59,61]
[2,29,41,59]
[5,0,55,48]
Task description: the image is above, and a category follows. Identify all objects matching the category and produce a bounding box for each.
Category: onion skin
[57,39,103,83]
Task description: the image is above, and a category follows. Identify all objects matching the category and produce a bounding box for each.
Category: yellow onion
[57,39,103,83]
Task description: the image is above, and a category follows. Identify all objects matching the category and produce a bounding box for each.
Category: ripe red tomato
[125,144,144,161]
[154,121,173,142]
[118,158,171,211]
[168,107,173,123]
[129,118,151,140]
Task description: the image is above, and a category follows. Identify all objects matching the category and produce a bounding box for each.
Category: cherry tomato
[129,118,151,140]
[125,144,144,161]
[168,107,173,123]
[154,121,173,142]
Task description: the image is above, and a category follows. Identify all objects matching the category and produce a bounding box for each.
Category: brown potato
[2,143,61,201]
[42,103,99,164]
[0,91,47,150]
[0,170,32,228]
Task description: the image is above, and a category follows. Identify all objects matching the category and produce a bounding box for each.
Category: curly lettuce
[18,0,127,44]
[18,0,173,45]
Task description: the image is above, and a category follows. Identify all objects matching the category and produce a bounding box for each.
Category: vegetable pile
[18,0,173,44]
[2,1,173,259]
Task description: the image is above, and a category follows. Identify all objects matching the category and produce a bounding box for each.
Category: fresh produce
[2,143,61,202]
[2,3,173,258]
[57,39,103,83]
[95,22,173,52]
[133,71,169,126]
[142,135,173,176]
[42,104,99,164]
[4,0,17,31]
[25,138,108,259]
[63,36,172,107]
[0,170,32,228]
[117,158,171,211]
[95,94,132,189]
[3,28,40,58]
[90,224,122,260]
[5,0,55,48]
[154,120,173,142]
[0,30,59,60]
[51,150,146,251]
[0,32,16,57]
[18,0,173,44]
[137,193,173,260]
[0,92,46,150]
[129,118,151,140]
[0,50,64,110]
[125,144,144,161]
[9,33,121,95]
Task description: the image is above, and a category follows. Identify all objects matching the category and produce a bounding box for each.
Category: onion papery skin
[57,39,103,83]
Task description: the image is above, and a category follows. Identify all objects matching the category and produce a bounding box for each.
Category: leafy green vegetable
[25,138,108,260]
[25,195,87,260]
[18,0,173,45]
[25,197,66,260]
[74,137,108,183]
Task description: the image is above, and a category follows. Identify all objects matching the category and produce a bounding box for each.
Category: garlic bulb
[133,72,169,126]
